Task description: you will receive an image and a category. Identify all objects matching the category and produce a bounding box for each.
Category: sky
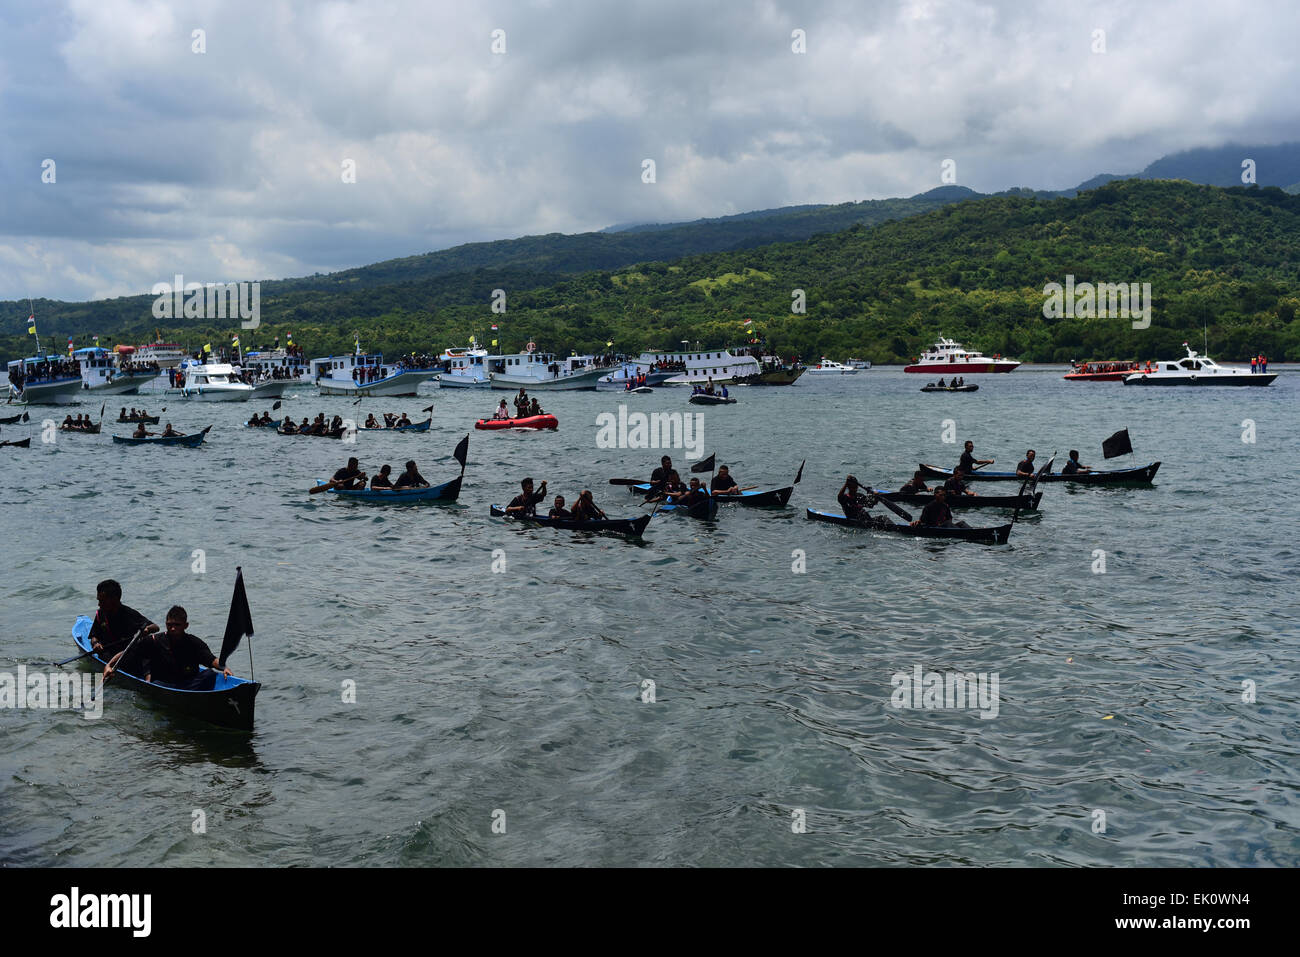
[1,0,1297,304]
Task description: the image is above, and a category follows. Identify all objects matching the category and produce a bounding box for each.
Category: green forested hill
[4,180,1298,365]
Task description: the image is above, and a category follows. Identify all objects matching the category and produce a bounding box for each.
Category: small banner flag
[490,324,498,331]
[67,337,74,354]
[21,411,30,422]
[422,404,434,413]
[217,568,255,670]
[203,343,212,354]
[606,341,613,348]
[794,459,805,484]
[491,339,498,346]
[453,434,469,468]
[27,317,36,335]
[231,335,240,348]
[691,453,716,474]
[272,400,282,410]
[286,332,293,345]
[743,318,752,327]
[1102,428,1133,459]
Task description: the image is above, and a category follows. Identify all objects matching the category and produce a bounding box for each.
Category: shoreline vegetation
[5,180,1299,365]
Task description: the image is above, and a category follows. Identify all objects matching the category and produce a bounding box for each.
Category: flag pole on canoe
[1014,452,1055,523]
[453,433,469,480]
[219,567,256,681]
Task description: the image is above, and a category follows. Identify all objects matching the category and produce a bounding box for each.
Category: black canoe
[919,462,1160,484]
[873,488,1041,510]
[245,419,279,428]
[113,426,211,447]
[920,384,979,392]
[118,415,160,424]
[278,427,345,439]
[489,505,652,537]
[0,413,25,424]
[688,393,736,405]
[806,508,1012,544]
[1,437,30,448]
[72,616,259,731]
[359,417,432,432]
[628,482,792,508]
[60,423,101,434]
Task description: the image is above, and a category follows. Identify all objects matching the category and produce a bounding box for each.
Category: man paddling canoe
[910,487,971,529]
[370,464,394,489]
[711,465,741,496]
[667,477,709,509]
[548,495,571,519]
[506,477,547,516]
[332,457,367,490]
[88,579,158,655]
[104,605,231,689]
[160,423,183,438]
[1015,449,1037,478]
[132,421,154,438]
[959,440,993,474]
[570,489,606,521]
[837,475,877,521]
[943,464,978,497]
[393,460,429,489]
[1061,450,1092,475]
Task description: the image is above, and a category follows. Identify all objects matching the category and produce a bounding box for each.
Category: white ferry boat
[846,358,872,370]
[7,353,84,405]
[435,346,492,389]
[1122,344,1276,386]
[132,340,188,369]
[163,359,254,401]
[73,347,157,396]
[634,348,761,386]
[310,348,436,397]
[806,358,859,375]
[904,337,1020,374]
[486,349,607,390]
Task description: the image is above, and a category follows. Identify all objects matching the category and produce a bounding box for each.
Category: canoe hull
[920,385,979,392]
[918,462,1160,484]
[489,505,652,537]
[873,489,1041,511]
[72,616,259,732]
[359,417,432,433]
[112,426,211,447]
[320,475,462,503]
[806,508,1011,544]
[1,437,31,448]
[688,394,736,405]
[629,483,791,508]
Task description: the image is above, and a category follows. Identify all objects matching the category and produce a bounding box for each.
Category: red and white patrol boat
[904,337,1020,374]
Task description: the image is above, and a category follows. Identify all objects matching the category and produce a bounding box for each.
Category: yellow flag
[491,339,498,346]
[27,318,36,335]
[203,343,212,353]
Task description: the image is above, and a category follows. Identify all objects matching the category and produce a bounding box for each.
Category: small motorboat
[474,414,558,431]
[920,383,979,392]
[688,393,736,405]
[1122,345,1276,386]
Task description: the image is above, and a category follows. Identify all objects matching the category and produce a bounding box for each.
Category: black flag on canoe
[422,405,434,413]
[453,434,469,468]
[272,400,282,410]
[691,453,715,474]
[794,459,805,485]
[218,567,255,669]
[1102,428,1133,459]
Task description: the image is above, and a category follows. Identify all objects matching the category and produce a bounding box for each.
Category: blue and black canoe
[112,426,211,447]
[806,507,1012,544]
[316,475,462,502]
[627,482,791,508]
[918,462,1160,484]
[359,417,432,433]
[873,488,1041,511]
[489,505,652,537]
[71,616,259,731]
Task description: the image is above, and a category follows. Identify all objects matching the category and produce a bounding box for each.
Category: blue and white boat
[311,346,437,397]
[74,347,156,396]
[7,353,84,405]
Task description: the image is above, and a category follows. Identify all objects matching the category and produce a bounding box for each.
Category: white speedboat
[167,359,254,401]
[1123,344,1276,386]
[7,354,84,405]
[74,347,156,396]
[806,358,859,375]
[486,349,607,390]
[904,337,1019,374]
[310,348,436,397]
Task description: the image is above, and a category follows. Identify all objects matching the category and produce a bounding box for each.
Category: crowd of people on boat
[505,477,609,521]
[1249,354,1269,373]
[690,379,729,397]
[59,414,99,432]
[131,421,184,438]
[1071,361,1146,375]
[623,371,650,390]
[118,407,155,421]
[490,390,546,420]
[8,358,80,388]
[329,457,430,491]
[280,413,346,436]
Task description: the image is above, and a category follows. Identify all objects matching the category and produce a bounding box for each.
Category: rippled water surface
[1,366,1297,866]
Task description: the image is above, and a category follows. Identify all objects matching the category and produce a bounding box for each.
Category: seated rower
[668,477,709,507]
[383,412,397,427]
[944,465,978,496]
[1061,450,1092,474]
[61,414,74,430]
[650,455,675,485]
[120,407,128,420]
[297,417,310,432]
[107,606,231,690]
[900,469,931,494]
[1015,449,1037,478]
[493,400,510,420]
[937,377,946,388]
[911,487,969,529]
[720,385,729,399]
[160,422,182,437]
[393,459,429,489]
[364,414,380,429]
[711,465,741,496]
[132,421,154,438]
[261,412,273,424]
[644,469,685,503]
[246,412,262,427]
[529,398,543,417]
[506,477,547,516]
[396,413,412,428]
[281,416,296,432]
[837,475,876,522]
[370,464,394,489]
[332,457,367,490]
[547,495,571,519]
[570,489,606,521]
[330,415,344,435]
[958,440,993,475]
[88,578,159,655]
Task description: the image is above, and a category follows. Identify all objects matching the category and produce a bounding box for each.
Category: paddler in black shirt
[912,487,968,528]
[394,460,429,489]
[1016,449,1036,478]
[711,465,741,496]
[570,489,606,521]
[160,422,182,437]
[944,465,978,497]
[332,457,367,490]
[1061,450,1092,474]
[958,440,993,474]
[900,469,930,494]
[132,421,154,438]
[506,477,547,516]
[837,475,875,522]
[88,579,158,655]
[548,495,571,519]
[370,464,394,489]
[114,606,230,690]
[668,477,708,508]
[650,456,674,484]
[644,469,685,503]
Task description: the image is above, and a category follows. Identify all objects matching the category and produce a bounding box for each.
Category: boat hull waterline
[488,505,652,537]
[805,508,1012,544]
[918,462,1160,484]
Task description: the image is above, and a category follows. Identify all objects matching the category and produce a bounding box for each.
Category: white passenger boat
[167,359,254,401]
[1122,344,1276,386]
[904,337,1019,374]
[73,347,157,396]
[633,348,761,386]
[486,349,607,390]
[806,358,859,375]
[239,349,310,395]
[435,346,492,389]
[846,358,872,370]
[132,340,188,369]
[310,348,436,397]
[7,354,84,405]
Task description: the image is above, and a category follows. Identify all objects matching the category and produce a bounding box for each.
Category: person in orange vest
[1261,353,1268,373]
[1251,355,1258,373]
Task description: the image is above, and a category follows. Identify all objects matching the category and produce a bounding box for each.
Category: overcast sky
[1,0,1297,303]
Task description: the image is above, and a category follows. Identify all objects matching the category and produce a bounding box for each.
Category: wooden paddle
[101,627,149,686]
[308,473,366,495]
[873,492,913,523]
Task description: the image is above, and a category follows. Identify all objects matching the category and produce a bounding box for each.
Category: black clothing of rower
[711,466,741,496]
[650,457,674,484]
[1016,451,1037,477]
[918,498,953,527]
[669,479,708,508]
[333,458,366,489]
[1061,450,1091,474]
[370,465,394,489]
[142,630,221,689]
[88,591,156,655]
[394,460,429,489]
[507,478,547,516]
[837,476,874,521]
